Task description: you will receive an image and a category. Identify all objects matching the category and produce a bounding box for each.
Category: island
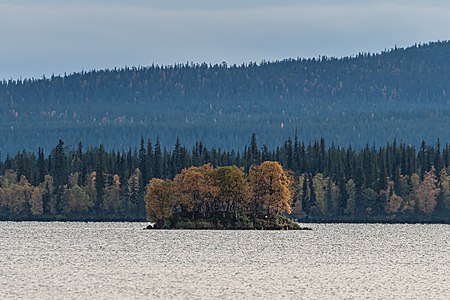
[144,162,308,230]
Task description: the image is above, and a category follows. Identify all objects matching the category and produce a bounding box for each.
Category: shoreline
[1,215,449,225]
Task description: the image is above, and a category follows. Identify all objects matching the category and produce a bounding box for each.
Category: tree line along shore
[0,135,450,225]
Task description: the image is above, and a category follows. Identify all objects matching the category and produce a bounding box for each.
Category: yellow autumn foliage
[173,164,218,216]
[144,162,294,223]
[145,178,175,222]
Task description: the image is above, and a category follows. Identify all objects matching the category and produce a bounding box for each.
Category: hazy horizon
[1,0,450,80]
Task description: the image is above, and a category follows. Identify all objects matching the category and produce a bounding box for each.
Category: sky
[1,0,450,80]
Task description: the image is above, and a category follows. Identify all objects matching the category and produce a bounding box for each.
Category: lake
[0,222,449,299]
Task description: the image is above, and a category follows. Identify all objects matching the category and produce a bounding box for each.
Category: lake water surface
[0,222,449,299]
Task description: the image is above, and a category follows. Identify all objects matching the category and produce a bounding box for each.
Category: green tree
[0,187,6,213]
[361,187,377,215]
[40,175,55,214]
[312,173,326,215]
[345,179,356,216]
[50,139,67,213]
[127,168,142,215]
[62,173,92,214]
[102,174,122,214]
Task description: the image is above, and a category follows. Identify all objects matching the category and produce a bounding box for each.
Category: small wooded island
[144,161,305,230]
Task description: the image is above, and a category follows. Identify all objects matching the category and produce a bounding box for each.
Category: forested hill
[2,41,450,155]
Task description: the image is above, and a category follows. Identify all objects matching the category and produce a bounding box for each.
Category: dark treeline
[2,41,450,154]
[0,134,449,222]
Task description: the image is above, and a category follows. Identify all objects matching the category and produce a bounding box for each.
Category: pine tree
[95,145,106,213]
[50,140,67,213]
[345,179,356,216]
[37,147,47,184]
[153,139,163,179]
[139,137,147,184]
[127,168,142,216]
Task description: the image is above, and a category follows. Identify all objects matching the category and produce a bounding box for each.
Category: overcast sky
[1,0,450,80]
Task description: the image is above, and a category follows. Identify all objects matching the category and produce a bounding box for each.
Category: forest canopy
[145,162,293,229]
[0,135,449,223]
[1,41,450,154]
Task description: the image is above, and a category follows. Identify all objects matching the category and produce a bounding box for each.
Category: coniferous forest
[1,135,450,223]
[2,41,450,155]
[2,41,450,223]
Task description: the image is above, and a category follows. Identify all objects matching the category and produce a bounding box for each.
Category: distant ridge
[1,40,450,154]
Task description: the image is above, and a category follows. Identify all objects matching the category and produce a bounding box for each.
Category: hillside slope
[1,41,450,154]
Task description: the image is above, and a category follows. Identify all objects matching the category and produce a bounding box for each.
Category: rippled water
[0,222,449,299]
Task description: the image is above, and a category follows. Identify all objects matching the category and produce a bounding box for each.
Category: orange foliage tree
[145,162,295,223]
[249,161,292,216]
[173,164,219,218]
